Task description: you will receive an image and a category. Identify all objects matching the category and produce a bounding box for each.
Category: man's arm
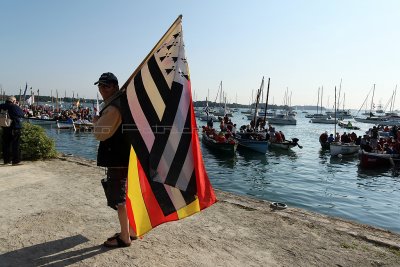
[93,105,122,141]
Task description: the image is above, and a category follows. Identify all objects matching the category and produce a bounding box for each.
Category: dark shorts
[101,167,128,210]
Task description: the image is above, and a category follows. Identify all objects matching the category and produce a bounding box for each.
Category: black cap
[94,72,118,85]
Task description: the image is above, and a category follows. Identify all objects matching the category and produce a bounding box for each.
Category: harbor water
[43,111,400,233]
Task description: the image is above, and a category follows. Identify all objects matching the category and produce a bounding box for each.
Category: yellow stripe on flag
[177,197,200,219]
[127,147,153,236]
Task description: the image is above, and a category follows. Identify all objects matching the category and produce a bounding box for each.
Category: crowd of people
[319,124,400,155]
[203,115,288,144]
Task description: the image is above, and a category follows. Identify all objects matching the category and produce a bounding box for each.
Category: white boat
[310,116,337,124]
[326,110,353,119]
[330,142,360,156]
[268,113,297,125]
[354,116,387,124]
[199,113,219,122]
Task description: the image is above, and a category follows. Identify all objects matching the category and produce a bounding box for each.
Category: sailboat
[235,77,269,154]
[310,86,337,124]
[354,84,387,124]
[329,86,360,157]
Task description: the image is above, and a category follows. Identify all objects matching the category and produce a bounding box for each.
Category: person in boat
[231,124,237,135]
[328,134,335,143]
[223,114,229,124]
[360,135,369,150]
[355,136,362,146]
[371,126,379,139]
[246,124,253,133]
[274,131,283,143]
[319,132,328,144]
[279,131,286,141]
[215,131,227,143]
[347,121,352,128]
[250,119,255,129]
[335,132,340,142]
[66,115,74,124]
[350,132,357,142]
[92,72,135,248]
[220,120,228,132]
[384,125,390,132]
[383,143,394,154]
[207,118,213,129]
[340,132,351,143]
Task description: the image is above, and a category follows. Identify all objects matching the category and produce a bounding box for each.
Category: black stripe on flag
[163,103,192,188]
[149,81,183,172]
[148,56,171,103]
[134,71,161,126]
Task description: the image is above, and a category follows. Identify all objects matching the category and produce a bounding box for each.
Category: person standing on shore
[0,96,24,165]
[92,72,134,248]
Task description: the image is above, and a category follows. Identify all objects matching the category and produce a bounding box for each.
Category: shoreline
[0,156,399,266]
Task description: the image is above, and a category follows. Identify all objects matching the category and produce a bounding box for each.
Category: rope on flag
[120,15,217,237]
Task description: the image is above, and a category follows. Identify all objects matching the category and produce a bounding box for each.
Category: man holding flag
[93,72,135,248]
[93,15,216,248]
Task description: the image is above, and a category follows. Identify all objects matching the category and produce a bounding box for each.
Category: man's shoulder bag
[0,109,12,127]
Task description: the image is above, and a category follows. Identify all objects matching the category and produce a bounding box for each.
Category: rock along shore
[0,155,399,267]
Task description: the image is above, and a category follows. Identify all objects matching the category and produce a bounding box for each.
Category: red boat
[359,149,400,168]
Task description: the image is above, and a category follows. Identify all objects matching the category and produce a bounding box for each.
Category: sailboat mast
[253,77,264,128]
[370,84,375,116]
[321,86,324,113]
[317,87,320,114]
[264,78,271,121]
[334,86,337,137]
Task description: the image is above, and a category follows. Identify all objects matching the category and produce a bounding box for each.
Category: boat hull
[330,143,359,156]
[359,150,399,168]
[201,133,237,155]
[236,138,269,154]
[23,117,57,125]
[269,141,297,150]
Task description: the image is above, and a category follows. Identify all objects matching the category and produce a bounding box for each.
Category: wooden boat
[235,133,269,154]
[359,149,400,168]
[269,138,302,150]
[201,132,237,155]
[329,142,359,156]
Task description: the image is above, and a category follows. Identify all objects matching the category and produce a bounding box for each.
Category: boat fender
[270,202,287,210]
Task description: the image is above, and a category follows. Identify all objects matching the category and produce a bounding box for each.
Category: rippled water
[43,111,400,233]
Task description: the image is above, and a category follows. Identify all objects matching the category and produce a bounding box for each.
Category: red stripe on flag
[189,84,217,209]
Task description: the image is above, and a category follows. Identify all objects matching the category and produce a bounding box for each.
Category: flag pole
[120,15,183,92]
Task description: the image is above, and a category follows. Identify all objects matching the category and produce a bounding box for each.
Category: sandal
[103,235,131,248]
[107,232,137,241]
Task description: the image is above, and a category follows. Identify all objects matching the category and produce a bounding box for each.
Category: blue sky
[1,0,399,109]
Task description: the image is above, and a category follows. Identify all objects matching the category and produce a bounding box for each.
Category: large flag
[119,15,216,237]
